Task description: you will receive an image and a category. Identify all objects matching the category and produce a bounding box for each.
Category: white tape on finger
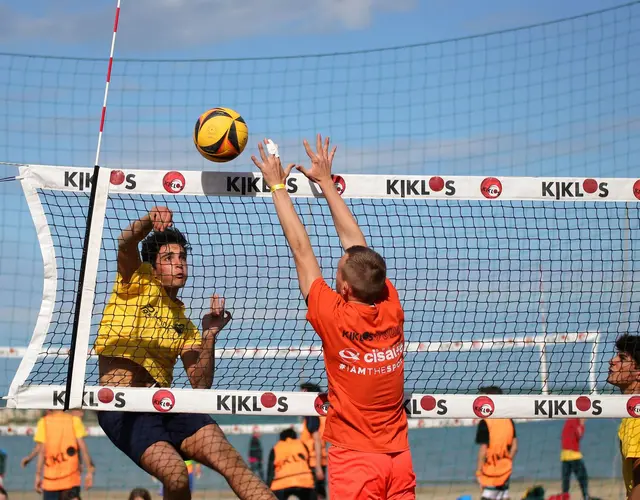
[266,139,280,158]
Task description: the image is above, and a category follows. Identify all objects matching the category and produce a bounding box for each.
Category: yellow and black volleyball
[193,107,248,163]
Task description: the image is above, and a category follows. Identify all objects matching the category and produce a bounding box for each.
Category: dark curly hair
[280,427,297,440]
[616,334,640,369]
[140,227,191,268]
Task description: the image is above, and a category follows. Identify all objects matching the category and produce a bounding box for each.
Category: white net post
[65,167,111,409]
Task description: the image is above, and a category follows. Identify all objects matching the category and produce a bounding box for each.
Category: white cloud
[0,0,417,51]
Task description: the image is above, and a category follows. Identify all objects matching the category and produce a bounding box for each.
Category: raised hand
[149,206,173,232]
[251,139,295,189]
[296,134,337,185]
[202,294,232,333]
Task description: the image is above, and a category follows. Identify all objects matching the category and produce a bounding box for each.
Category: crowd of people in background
[1,332,640,499]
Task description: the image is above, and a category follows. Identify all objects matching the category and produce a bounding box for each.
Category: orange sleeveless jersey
[270,438,315,490]
[35,413,85,491]
[306,278,409,453]
[478,419,515,487]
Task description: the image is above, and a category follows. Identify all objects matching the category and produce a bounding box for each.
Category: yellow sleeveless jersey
[619,418,640,496]
[95,262,200,387]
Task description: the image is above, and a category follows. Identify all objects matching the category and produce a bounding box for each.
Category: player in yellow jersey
[95,206,274,500]
[608,334,640,499]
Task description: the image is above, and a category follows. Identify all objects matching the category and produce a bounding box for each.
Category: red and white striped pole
[94,0,121,167]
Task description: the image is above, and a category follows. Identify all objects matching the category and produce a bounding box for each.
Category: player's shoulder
[307,277,341,305]
[619,417,640,437]
[382,279,402,308]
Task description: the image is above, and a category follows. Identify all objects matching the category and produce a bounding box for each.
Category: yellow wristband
[270,183,286,193]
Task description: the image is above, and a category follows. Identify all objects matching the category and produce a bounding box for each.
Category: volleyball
[193,107,248,163]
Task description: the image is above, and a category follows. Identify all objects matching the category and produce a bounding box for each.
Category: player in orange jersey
[252,135,416,500]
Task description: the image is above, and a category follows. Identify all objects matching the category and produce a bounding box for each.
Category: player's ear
[340,280,352,300]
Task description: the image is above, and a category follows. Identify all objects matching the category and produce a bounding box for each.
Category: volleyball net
[2,164,638,418]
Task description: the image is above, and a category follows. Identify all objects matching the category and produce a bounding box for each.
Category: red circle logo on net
[627,396,640,418]
[480,177,502,199]
[332,175,346,196]
[110,170,125,186]
[420,395,437,411]
[473,396,495,418]
[633,180,640,200]
[314,393,330,416]
[97,388,114,404]
[429,176,445,192]
[152,389,175,412]
[582,178,598,194]
[163,171,186,194]
[575,396,591,412]
[260,392,277,408]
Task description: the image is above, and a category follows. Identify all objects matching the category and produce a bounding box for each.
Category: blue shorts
[98,411,215,466]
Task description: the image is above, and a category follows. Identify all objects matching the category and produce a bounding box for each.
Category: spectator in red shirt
[560,419,589,499]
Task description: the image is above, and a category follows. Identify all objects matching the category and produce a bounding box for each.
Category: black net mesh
[22,190,640,395]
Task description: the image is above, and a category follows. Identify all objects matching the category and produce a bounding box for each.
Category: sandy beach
[5,478,626,500]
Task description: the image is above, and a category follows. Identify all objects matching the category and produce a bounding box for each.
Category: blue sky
[0,0,632,59]
[0,1,639,396]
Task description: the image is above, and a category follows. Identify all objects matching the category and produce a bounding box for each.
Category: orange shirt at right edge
[306,277,409,454]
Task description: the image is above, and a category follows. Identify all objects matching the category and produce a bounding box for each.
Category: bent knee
[164,471,191,495]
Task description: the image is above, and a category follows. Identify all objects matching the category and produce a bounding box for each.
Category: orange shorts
[328,446,416,500]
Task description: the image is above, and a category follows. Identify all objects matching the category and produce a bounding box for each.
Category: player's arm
[117,206,173,283]
[476,444,487,478]
[251,140,322,299]
[577,419,585,438]
[34,444,44,493]
[266,448,275,487]
[510,437,518,460]
[21,443,41,468]
[475,420,489,480]
[305,417,325,481]
[181,295,232,389]
[77,438,94,489]
[510,421,518,459]
[312,431,325,481]
[297,134,367,250]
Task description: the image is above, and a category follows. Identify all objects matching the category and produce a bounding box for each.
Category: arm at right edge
[318,177,367,250]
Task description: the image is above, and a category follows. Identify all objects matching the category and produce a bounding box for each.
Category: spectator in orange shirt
[32,410,94,500]
[252,135,416,500]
